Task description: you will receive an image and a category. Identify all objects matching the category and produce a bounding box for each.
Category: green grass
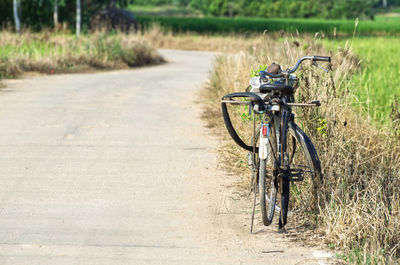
[127,4,201,17]
[137,15,400,35]
[0,31,164,79]
[374,14,400,22]
[324,37,400,123]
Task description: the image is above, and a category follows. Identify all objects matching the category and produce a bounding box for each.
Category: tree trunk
[383,0,387,8]
[53,0,59,31]
[76,0,81,37]
[108,0,116,9]
[13,0,20,34]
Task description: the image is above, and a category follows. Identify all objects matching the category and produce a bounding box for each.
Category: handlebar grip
[313,56,331,63]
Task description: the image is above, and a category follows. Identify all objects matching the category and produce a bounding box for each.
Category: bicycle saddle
[267,63,282,75]
[259,83,293,93]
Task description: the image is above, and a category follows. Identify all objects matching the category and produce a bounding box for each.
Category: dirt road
[0,50,334,264]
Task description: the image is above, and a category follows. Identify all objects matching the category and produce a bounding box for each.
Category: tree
[53,0,59,30]
[76,0,81,36]
[13,0,20,33]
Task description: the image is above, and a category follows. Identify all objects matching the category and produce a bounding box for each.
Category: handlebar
[259,55,331,78]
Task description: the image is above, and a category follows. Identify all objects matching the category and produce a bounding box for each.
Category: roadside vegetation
[0,31,165,80]
[188,32,400,263]
[131,0,392,19]
[137,15,400,36]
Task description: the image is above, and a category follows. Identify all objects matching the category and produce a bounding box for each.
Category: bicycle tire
[252,124,278,226]
[259,158,277,226]
[279,123,321,229]
[286,123,323,212]
[278,174,290,229]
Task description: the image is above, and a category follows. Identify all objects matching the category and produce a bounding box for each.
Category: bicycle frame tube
[267,106,292,170]
[273,115,281,167]
[280,107,292,169]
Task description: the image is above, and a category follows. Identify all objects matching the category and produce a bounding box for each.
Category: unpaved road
[0,50,334,264]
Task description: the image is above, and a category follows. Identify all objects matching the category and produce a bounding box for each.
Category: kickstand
[250,181,257,234]
[250,108,257,234]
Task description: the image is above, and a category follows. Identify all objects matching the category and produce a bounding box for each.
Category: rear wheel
[286,123,323,213]
[278,175,290,229]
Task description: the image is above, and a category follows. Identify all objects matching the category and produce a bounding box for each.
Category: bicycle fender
[221,101,255,152]
[259,124,270,159]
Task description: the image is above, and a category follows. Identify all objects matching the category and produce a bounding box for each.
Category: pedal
[288,169,304,181]
[289,176,304,182]
[307,100,321,106]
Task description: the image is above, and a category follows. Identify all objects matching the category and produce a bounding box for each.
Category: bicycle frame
[259,99,294,171]
[221,55,329,231]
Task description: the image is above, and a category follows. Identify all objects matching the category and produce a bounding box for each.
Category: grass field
[324,37,400,124]
[136,15,400,35]
[128,4,201,17]
[0,31,164,80]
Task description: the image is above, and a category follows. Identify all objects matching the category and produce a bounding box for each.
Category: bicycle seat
[260,83,293,94]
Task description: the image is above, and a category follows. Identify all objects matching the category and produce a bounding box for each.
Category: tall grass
[0,31,165,80]
[201,33,400,264]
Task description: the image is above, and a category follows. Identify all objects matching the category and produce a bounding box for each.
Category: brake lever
[312,61,329,73]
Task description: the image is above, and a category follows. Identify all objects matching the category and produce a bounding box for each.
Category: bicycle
[220,56,331,232]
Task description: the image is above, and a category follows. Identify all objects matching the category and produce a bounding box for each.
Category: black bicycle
[221,56,330,231]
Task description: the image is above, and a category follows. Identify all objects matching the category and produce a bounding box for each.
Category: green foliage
[187,0,377,19]
[316,118,327,137]
[0,0,132,31]
[137,15,400,35]
[0,1,13,27]
[336,243,387,265]
[250,64,268,77]
[2,0,400,30]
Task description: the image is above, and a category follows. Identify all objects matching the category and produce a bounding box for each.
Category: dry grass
[0,30,165,80]
[200,33,400,264]
[140,23,281,52]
